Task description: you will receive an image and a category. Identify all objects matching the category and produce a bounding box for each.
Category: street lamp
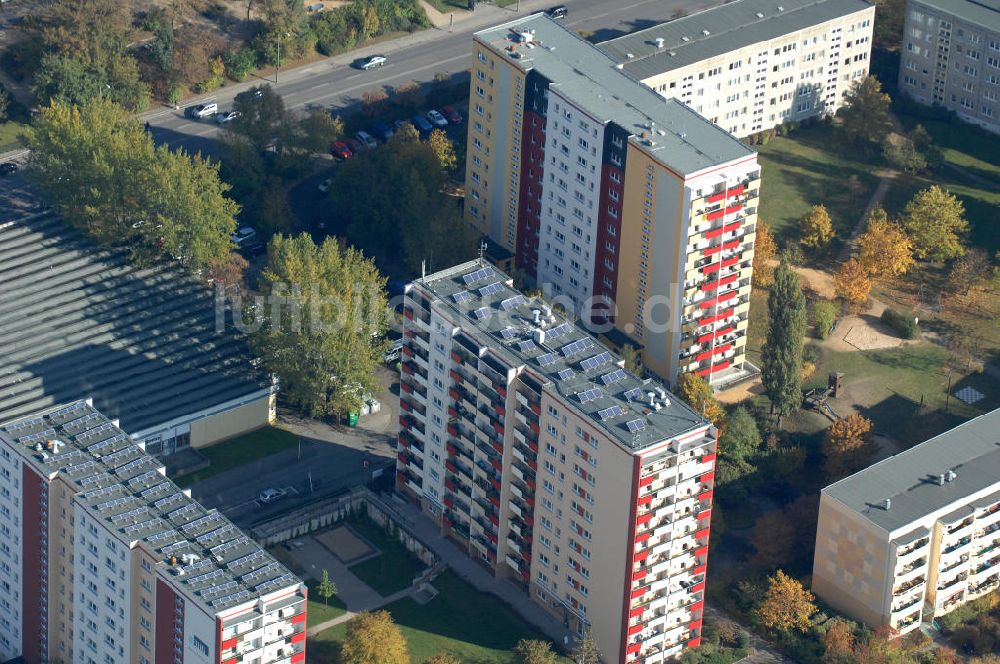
[275,32,291,83]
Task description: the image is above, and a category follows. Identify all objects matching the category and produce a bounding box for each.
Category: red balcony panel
[697,508,712,522]
[723,220,743,234]
[222,637,238,650]
[492,441,504,455]
[704,225,726,240]
[398,436,410,449]
[729,184,745,197]
[696,343,732,363]
[636,513,652,526]
[496,385,507,398]
[448,406,458,418]
[490,496,500,508]
[700,275,738,292]
[626,643,642,655]
[396,471,406,483]
[447,424,458,437]
[401,382,414,394]
[401,363,414,375]
[291,613,307,624]
[698,471,714,484]
[446,443,458,457]
[491,458,502,471]
[400,400,412,412]
[492,421,504,434]
[696,527,711,541]
[690,601,704,613]
[445,461,457,473]
[687,637,702,649]
[449,388,460,401]
[449,369,461,382]
[634,549,650,563]
[529,422,540,434]
[629,606,645,618]
[221,659,237,664]
[632,569,648,582]
[631,587,646,599]
[702,243,724,258]
[706,208,724,221]
[702,452,717,463]
[527,479,536,491]
[489,513,500,526]
[496,405,506,417]
[695,545,709,558]
[635,532,651,544]
[725,202,742,214]
[699,489,714,503]
[404,329,414,338]
[402,346,414,358]
[627,623,644,636]
[444,496,455,509]
[695,366,713,377]
[694,564,708,577]
[403,307,414,320]
[445,479,457,491]
[488,532,498,544]
[397,451,408,464]
[398,415,411,429]
[715,360,731,371]
[692,581,706,593]
[722,238,741,251]
[526,496,535,507]
[530,403,541,416]
[638,475,654,488]
[637,494,653,506]
[707,190,726,204]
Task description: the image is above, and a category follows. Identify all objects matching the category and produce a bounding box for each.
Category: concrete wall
[189,393,274,448]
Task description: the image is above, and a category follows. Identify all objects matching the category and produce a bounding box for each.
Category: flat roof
[474,14,755,177]
[909,0,1000,30]
[599,0,873,78]
[411,261,708,453]
[0,213,270,435]
[0,401,302,614]
[823,409,1000,533]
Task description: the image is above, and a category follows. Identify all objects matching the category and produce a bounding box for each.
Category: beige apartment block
[397,261,718,664]
[599,0,875,138]
[813,409,1000,634]
[898,0,1000,134]
[465,14,761,387]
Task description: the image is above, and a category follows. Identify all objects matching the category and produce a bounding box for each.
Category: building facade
[813,409,1000,634]
[599,0,875,138]
[0,400,307,664]
[898,0,1000,134]
[397,261,718,664]
[464,14,761,386]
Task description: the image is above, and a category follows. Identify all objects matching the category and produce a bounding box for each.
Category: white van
[190,103,218,119]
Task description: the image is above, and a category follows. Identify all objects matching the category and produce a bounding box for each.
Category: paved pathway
[836,174,894,264]
[307,585,416,635]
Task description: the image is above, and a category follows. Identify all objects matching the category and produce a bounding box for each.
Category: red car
[440,106,463,125]
[331,140,352,160]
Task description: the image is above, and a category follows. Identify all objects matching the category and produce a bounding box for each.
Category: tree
[252,233,389,418]
[424,655,461,664]
[428,129,457,172]
[900,185,968,261]
[882,132,927,173]
[834,257,872,311]
[360,4,381,40]
[227,85,289,154]
[946,248,992,297]
[761,262,807,421]
[0,86,8,123]
[512,639,558,664]
[753,220,777,287]
[676,373,727,433]
[823,619,858,664]
[756,570,816,633]
[571,626,601,664]
[858,208,914,280]
[839,76,892,149]
[316,568,338,606]
[812,299,838,339]
[25,97,237,273]
[822,413,875,481]
[719,407,762,466]
[621,344,643,376]
[361,89,389,117]
[872,0,906,49]
[207,253,250,291]
[751,511,797,568]
[799,204,834,249]
[340,611,408,664]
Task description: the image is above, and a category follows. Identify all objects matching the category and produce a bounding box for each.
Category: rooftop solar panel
[626,418,646,433]
[623,387,644,401]
[479,282,504,297]
[462,267,493,285]
[452,290,474,304]
[598,405,624,421]
[600,368,627,385]
[500,295,526,311]
[577,388,602,403]
[518,340,536,352]
[471,307,490,320]
[546,322,572,340]
[537,352,556,367]
[499,327,517,340]
[556,368,575,380]
[580,352,612,371]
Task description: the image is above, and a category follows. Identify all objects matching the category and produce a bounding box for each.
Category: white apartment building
[0,400,308,664]
[398,261,719,664]
[898,0,1000,134]
[599,0,875,137]
[813,409,1000,634]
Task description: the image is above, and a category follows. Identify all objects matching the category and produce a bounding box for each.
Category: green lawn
[0,121,26,153]
[173,426,299,486]
[310,571,568,664]
[755,123,879,248]
[308,580,349,625]
[346,519,428,597]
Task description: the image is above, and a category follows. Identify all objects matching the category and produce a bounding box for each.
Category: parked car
[345,137,365,153]
[411,114,434,134]
[318,178,333,193]
[259,488,287,504]
[186,102,218,119]
[393,119,414,133]
[354,130,378,149]
[330,140,353,160]
[231,226,259,250]
[426,109,448,127]
[383,338,404,363]
[215,110,240,124]
[440,106,463,124]
[0,162,18,176]
[545,5,568,19]
[359,54,387,70]
[370,121,394,142]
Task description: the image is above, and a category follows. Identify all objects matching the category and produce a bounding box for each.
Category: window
[192,636,210,657]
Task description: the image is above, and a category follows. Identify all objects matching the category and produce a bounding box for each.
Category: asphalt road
[146,0,723,156]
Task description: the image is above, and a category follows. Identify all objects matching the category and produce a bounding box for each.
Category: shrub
[223,48,258,81]
[812,300,838,339]
[880,308,920,339]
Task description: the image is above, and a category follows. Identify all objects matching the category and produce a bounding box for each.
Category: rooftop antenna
[421,260,426,280]
[479,240,487,265]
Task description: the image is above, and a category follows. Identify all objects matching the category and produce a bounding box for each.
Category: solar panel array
[452,290,474,304]
[556,368,575,381]
[517,340,536,353]
[597,405,624,421]
[577,388,602,403]
[580,351,612,371]
[500,294,527,311]
[600,368,627,385]
[546,322,572,340]
[626,418,646,432]
[561,337,594,357]
[462,267,494,285]
[472,307,490,320]
[537,352,556,367]
[479,281,504,297]
[623,387,644,401]
[499,327,517,339]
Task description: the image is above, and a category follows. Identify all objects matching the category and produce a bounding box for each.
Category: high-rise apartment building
[465,14,761,386]
[898,0,1000,134]
[598,0,875,138]
[397,261,718,664]
[813,409,1000,634]
[0,400,307,664]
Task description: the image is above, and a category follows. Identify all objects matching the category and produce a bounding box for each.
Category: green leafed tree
[571,625,601,664]
[839,76,892,150]
[316,569,337,605]
[761,262,807,422]
[25,97,237,273]
[900,185,969,261]
[340,611,408,664]
[512,639,559,664]
[251,233,389,418]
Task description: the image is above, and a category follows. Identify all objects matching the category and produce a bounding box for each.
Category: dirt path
[419,0,473,28]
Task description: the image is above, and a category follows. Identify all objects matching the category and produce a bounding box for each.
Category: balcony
[893,576,925,597]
